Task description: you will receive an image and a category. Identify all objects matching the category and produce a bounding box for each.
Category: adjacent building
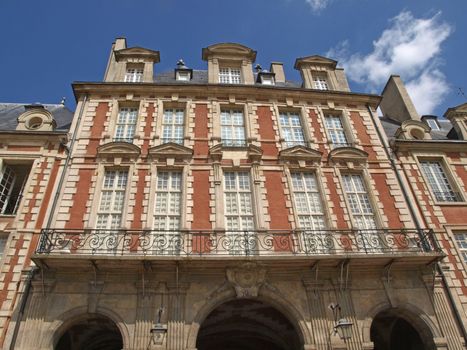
[0,39,466,350]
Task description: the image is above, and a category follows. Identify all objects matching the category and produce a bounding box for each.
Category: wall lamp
[329,303,353,341]
[149,307,167,346]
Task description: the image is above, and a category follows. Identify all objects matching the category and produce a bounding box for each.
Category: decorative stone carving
[226,262,266,298]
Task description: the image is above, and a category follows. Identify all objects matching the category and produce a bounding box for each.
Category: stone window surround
[155,100,191,147]
[336,167,384,230]
[210,57,254,85]
[105,100,143,144]
[445,226,467,270]
[87,164,134,230]
[146,163,189,230]
[213,165,265,230]
[284,166,332,230]
[319,107,356,148]
[273,105,313,150]
[415,153,466,205]
[212,102,255,146]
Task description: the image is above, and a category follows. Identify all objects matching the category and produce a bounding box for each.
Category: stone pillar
[302,280,329,350]
[133,280,159,350]
[423,274,464,350]
[166,283,190,350]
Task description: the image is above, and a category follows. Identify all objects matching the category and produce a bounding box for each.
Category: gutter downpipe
[8,94,88,350]
[366,104,467,344]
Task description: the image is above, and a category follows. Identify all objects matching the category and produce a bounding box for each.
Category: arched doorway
[196,299,302,350]
[370,308,435,350]
[55,314,123,350]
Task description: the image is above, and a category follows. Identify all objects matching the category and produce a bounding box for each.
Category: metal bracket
[90,260,98,286]
[383,259,394,286]
[339,259,350,291]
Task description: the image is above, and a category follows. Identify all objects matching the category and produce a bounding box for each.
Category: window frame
[114,106,139,143]
[338,171,381,230]
[95,169,130,230]
[219,66,242,84]
[312,71,329,90]
[124,64,144,83]
[417,156,465,204]
[0,159,33,216]
[425,118,440,131]
[277,109,308,149]
[287,170,329,231]
[220,108,247,147]
[153,170,183,231]
[161,107,185,145]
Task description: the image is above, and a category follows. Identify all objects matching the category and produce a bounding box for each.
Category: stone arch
[186,282,312,349]
[45,305,130,350]
[362,302,440,349]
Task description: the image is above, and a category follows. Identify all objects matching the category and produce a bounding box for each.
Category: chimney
[380,75,420,123]
[270,62,285,83]
[104,37,127,82]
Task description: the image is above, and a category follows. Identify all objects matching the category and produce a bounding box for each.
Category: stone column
[166,282,190,350]
[302,279,328,350]
[132,280,159,350]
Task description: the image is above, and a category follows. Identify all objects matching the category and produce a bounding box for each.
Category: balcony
[161,137,184,145]
[34,229,442,267]
[221,139,248,148]
[433,191,463,202]
[112,137,134,143]
[282,140,311,149]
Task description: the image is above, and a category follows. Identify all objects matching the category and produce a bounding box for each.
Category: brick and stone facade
[1,40,466,350]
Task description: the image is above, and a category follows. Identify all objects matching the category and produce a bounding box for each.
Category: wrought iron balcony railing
[330,142,352,149]
[35,228,440,257]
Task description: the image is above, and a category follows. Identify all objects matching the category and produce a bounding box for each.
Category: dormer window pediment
[114,47,160,63]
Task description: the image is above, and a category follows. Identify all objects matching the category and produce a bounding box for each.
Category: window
[291,173,326,230]
[221,109,246,147]
[313,73,329,90]
[0,163,31,215]
[219,67,241,84]
[96,170,128,230]
[0,236,6,259]
[420,161,461,202]
[261,75,275,85]
[176,71,191,81]
[154,171,182,231]
[325,115,349,148]
[342,174,377,230]
[454,233,467,263]
[124,66,143,82]
[114,107,137,142]
[426,119,440,131]
[279,111,306,148]
[162,109,184,144]
[224,172,254,232]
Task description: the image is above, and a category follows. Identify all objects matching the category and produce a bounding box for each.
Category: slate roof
[154,69,302,88]
[0,103,74,131]
[379,116,456,140]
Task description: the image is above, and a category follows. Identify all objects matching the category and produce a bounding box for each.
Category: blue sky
[0,0,466,116]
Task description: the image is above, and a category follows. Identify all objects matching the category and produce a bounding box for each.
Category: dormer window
[176,71,191,81]
[313,72,329,90]
[261,75,275,85]
[426,118,440,131]
[255,66,276,86]
[174,59,193,82]
[219,67,241,84]
[124,65,143,82]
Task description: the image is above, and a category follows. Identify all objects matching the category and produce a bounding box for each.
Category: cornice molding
[392,140,467,152]
[97,142,141,158]
[279,145,322,163]
[328,147,368,165]
[148,142,193,160]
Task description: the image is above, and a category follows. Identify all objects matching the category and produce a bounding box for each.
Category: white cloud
[305,0,331,12]
[327,11,452,115]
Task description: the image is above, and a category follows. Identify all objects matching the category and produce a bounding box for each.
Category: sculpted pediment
[279,145,322,162]
[148,142,193,160]
[328,147,368,164]
[97,142,141,158]
[115,47,160,62]
[294,55,337,69]
[202,43,256,61]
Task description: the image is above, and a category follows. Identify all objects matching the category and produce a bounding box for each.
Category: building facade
[0,103,72,348]
[2,39,466,350]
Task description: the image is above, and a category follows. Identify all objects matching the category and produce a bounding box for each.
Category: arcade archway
[370,308,435,350]
[55,314,123,350]
[196,298,302,350]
